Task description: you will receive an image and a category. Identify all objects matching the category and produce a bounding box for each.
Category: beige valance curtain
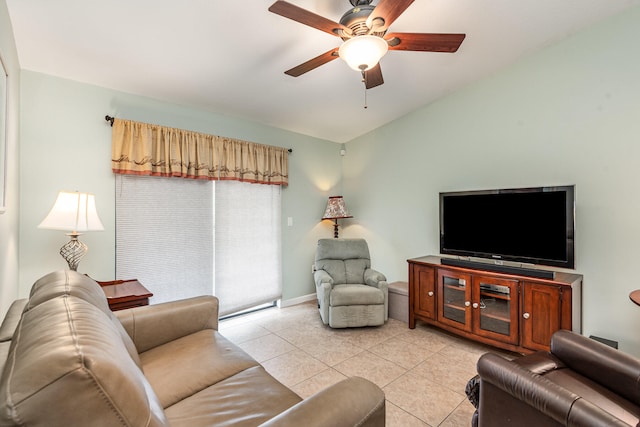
[111,118,288,186]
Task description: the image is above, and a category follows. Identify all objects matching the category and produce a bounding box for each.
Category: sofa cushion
[315,238,371,261]
[315,259,368,284]
[544,368,640,426]
[140,329,261,408]
[164,365,301,427]
[330,284,385,306]
[116,295,219,353]
[0,296,168,427]
[27,270,111,314]
[315,238,372,284]
[26,270,142,368]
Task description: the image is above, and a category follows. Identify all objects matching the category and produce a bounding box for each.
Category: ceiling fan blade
[284,48,340,77]
[269,1,350,37]
[386,33,466,52]
[364,64,384,89]
[366,0,415,32]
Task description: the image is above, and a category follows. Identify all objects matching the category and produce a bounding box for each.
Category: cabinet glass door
[472,276,519,344]
[438,270,472,331]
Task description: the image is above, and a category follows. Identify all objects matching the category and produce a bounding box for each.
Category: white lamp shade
[338,35,389,71]
[38,191,104,232]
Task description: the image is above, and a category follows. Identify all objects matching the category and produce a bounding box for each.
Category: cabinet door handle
[523,312,530,319]
[428,291,434,297]
[465,301,471,307]
[472,302,479,309]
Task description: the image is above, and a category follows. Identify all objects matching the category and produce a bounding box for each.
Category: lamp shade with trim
[322,196,353,220]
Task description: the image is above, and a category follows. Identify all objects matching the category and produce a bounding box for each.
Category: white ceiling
[6,0,640,143]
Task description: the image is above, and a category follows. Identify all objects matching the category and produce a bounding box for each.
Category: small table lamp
[38,191,104,271]
[322,196,353,238]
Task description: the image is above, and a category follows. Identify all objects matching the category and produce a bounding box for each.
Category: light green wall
[10,3,640,355]
[343,6,640,354]
[0,0,20,316]
[18,71,341,302]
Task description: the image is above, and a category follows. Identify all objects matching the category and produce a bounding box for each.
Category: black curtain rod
[104,115,292,153]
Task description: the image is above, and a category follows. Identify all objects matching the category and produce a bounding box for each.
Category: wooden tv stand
[408,256,582,354]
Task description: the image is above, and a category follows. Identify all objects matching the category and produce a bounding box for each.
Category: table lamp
[321,196,353,238]
[38,191,104,271]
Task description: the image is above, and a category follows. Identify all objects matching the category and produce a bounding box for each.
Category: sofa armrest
[478,353,578,425]
[364,268,386,287]
[551,330,640,407]
[0,299,28,342]
[313,269,333,288]
[364,269,388,321]
[477,353,630,426]
[258,377,385,427]
[115,295,219,353]
[314,271,332,325]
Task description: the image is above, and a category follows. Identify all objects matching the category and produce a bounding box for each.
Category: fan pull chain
[361,71,368,109]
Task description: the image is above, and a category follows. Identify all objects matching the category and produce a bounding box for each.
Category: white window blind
[115,175,282,315]
[214,180,282,316]
[115,175,214,303]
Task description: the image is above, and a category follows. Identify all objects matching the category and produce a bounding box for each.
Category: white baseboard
[279,293,316,308]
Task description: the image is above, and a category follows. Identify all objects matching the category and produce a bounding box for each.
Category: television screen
[440,186,575,269]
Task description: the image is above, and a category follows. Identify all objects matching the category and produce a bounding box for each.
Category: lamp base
[60,233,88,271]
[333,220,340,239]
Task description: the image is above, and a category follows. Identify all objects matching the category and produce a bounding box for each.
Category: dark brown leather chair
[470,330,640,426]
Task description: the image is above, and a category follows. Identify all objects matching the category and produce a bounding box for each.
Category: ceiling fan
[268,0,466,89]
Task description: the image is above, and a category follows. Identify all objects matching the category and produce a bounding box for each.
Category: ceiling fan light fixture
[338,35,388,72]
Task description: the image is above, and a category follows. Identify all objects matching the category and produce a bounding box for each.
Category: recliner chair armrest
[314,269,334,288]
[477,353,630,426]
[478,352,578,424]
[364,269,388,322]
[115,295,219,353]
[364,268,386,287]
[551,329,640,406]
[258,377,385,427]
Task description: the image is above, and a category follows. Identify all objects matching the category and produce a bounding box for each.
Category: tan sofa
[0,270,385,426]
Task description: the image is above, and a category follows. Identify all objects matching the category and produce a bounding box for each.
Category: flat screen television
[439,185,575,269]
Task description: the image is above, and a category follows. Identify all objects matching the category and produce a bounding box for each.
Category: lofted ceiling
[6,0,640,143]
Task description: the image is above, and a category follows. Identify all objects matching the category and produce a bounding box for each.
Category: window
[214,180,282,315]
[115,175,281,316]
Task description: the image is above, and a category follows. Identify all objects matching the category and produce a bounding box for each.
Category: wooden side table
[98,279,153,311]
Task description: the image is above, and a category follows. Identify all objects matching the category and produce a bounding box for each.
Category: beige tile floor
[219,301,516,427]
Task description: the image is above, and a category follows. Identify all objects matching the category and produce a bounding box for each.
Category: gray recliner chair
[313,238,388,328]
